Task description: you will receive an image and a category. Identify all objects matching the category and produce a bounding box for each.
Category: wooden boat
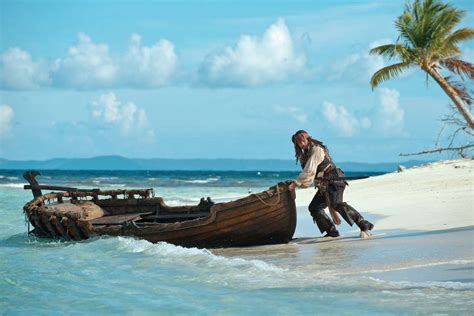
[22,171,297,248]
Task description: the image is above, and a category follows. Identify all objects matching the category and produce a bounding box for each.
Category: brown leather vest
[316,151,335,174]
[302,138,336,174]
[311,141,346,188]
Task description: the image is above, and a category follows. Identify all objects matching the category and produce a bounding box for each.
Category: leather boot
[323,226,340,238]
[357,219,374,231]
[312,209,336,234]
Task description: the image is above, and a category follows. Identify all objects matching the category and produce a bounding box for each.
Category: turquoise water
[1,171,473,315]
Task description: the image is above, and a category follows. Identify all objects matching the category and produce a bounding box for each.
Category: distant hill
[0,155,431,172]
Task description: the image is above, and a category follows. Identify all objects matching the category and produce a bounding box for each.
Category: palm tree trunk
[425,67,474,129]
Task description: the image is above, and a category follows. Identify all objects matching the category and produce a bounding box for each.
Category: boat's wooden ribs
[50,215,68,238]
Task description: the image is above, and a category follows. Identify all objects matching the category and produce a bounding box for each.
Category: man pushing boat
[288,130,374,239]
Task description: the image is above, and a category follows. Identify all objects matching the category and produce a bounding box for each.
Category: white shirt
[294,145,326,188]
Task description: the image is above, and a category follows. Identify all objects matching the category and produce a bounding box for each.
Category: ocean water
[1,170,473,315]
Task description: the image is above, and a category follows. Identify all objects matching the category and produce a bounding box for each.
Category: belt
[321,164,335,175]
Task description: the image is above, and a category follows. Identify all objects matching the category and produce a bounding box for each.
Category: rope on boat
[253,184,281,207]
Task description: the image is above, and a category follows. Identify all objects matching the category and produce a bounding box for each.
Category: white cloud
[274,105,307,123]
[198,18,306,87]
[1,33,177,90]
[121,34,177,88]
[378,88,405,134]
[55,33,118,88]
[322,88,405,137]
[0,104,14,138]
[322,101,371,136]
[0,48,54,89]
[91,92,154,142]
[330,39,391,84]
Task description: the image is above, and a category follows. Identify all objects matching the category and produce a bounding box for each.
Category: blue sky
[0,0,472,162]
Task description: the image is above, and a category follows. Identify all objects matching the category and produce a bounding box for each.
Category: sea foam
[369,277,474,290]
[115,237,283,272]
[179,177,220,184]
[0,183,25,189]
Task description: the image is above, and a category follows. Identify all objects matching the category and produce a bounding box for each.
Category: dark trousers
[308,183,365,234]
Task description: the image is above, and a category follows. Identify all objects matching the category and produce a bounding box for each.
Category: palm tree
[370,0,474,128]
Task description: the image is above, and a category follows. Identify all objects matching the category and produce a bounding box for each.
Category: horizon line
[0,155,433,164]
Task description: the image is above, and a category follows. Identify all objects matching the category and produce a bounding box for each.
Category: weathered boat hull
[23,184,297,248]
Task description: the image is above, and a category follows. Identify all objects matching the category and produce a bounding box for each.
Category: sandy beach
[295,158,474,234]
[214,158,474,313]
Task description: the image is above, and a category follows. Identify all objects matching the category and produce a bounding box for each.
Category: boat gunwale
[24,183,294,224]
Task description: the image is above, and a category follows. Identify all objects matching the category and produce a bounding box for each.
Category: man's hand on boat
[286,180,297,191]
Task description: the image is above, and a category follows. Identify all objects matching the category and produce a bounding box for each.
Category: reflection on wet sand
[212,226,474,280]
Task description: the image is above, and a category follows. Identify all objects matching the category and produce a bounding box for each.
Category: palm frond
[396,13,418,47]
[444,76,473,105]
[428,45,460,63]
[444,28,474,46]
[370,62,412,89]
[428,4,464,44]
[370,0,472,94]
[396,0,467,51]
[441,58,474,80]
[369,44,410,60]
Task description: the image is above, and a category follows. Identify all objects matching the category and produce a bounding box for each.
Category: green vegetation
[370,0,474,128]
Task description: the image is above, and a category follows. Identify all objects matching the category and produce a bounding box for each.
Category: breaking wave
[108,237,288,288]
[341,259,474,276]
[164,192,246,206]
[368,277,474,290]
[116,237,281,272]
[0,183,24,189]
[179,177,220,184]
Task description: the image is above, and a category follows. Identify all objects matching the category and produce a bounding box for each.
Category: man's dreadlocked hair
[291,130,327,169]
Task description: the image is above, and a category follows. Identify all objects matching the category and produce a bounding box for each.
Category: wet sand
[213,226,474,284]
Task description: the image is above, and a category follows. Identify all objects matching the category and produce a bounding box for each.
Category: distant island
[0,155,431,172]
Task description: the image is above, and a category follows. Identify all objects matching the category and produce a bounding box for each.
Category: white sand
[294,158,474,233]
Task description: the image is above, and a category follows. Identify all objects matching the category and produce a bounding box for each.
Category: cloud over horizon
[273,105,308,123]
[322,87,406,137]
[198,19,306,87]
[322,101,371,136]
[0,33,177,90]
[0,104,14,138]
[121,34,177,88]
[378,87,405,135]
[1,20,307,90]
[328,39,391,84]
[90,92,155,142]
[55,33,118,88]
[0,48,55,90]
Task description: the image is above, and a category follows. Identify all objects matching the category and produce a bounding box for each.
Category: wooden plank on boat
[143,212,210,220]
[90,213,150,225]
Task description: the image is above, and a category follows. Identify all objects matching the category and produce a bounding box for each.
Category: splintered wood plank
[90,213,143,225]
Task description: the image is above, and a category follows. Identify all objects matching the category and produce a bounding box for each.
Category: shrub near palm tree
[370,0,474,128]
